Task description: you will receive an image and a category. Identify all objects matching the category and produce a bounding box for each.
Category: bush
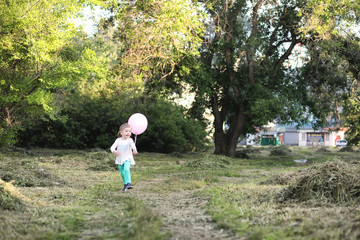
[17,93,210,153]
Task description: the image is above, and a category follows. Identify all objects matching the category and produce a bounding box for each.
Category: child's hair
[117,123,131,137]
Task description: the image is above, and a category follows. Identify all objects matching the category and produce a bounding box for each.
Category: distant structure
[243,126,347,147]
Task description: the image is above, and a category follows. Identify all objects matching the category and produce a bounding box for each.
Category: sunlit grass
[1,146,359,239]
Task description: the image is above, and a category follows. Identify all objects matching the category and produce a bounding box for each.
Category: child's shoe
[122,184,128,192]
[127,183,133,189]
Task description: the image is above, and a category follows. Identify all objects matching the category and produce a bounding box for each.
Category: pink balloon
[128,113,148,135]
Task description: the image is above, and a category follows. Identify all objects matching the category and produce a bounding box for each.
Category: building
[281,127,347,147]
[297,127,347,147]
[244,126,348,147]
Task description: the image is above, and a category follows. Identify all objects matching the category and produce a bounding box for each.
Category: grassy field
[1,146,359,240]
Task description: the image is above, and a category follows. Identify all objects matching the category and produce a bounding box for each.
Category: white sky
[71,6,109,35]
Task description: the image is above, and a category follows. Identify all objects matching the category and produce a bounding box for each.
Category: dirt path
[130,177,239,240]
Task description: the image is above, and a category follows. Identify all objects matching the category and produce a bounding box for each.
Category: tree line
[1,0,360,155]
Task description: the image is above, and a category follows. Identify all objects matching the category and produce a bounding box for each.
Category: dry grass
[274,161,360,204]
[1,146,360,240]
[0,178,31,211]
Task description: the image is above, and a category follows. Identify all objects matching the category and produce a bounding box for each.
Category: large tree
[94,0,360,155]
[172,0,360,156]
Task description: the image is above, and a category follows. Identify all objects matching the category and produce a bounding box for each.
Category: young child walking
[110,123,138,192]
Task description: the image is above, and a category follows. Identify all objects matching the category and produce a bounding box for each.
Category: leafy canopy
[0,0,105,146]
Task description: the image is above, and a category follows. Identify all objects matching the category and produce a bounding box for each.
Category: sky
[71,6,109,35]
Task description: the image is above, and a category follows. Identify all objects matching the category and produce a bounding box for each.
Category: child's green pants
[118,160,131,185]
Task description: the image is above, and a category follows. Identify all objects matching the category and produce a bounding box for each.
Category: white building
[241,125,347,147]
[297,127,347,147]
[283,127,347,147]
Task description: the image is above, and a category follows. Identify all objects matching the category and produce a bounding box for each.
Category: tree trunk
[214,130,227,155]
[213,101,247,157]
[212,95,227,155]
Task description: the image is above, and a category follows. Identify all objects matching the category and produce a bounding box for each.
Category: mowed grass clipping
[273,161,360,204]
[0,149,167,240]
[198,147,360,240]
[0,146,360,240]
[0,178,30,211]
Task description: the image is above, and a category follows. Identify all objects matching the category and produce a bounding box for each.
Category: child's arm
[130,139,138,154]
[110,139,119,156]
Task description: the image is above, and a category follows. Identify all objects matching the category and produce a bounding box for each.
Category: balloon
[128,113,148,135]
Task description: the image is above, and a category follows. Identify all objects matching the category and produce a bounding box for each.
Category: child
[110,123,138,191]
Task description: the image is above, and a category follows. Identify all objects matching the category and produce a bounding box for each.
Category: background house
[241,126,347,147]
[297,127,347,147]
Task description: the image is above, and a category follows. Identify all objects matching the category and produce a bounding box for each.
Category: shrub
[17,93,210,153]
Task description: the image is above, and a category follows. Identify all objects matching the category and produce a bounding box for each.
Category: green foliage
[344,95,360,145]
[299,0,360,40]
[0,0,107,148]
[170,0,360,155]
[101,0,204,87]
[17,92,210,153]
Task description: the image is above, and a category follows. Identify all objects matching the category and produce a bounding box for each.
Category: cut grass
[0,146,359,239]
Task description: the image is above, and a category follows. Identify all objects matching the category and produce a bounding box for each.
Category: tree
[173,0,360,156]
[339,36,360,145]
[99,0,205,92]
[344,92,360,145]
[298,1,360,144]
[177,0,306,156]
[0,0,104,146]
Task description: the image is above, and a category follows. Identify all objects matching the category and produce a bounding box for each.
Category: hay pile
[0,159,67,187]
[0,178,30,210]
[339,146,359,152]
[270,146,292,156]
[316,147,330,153]
[259,172,298,185]
[274,161,360,204]
[87,152,118,171]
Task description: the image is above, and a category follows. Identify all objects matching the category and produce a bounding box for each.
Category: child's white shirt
[110,138,137,165]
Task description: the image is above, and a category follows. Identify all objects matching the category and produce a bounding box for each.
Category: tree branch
[272,30,299,78]
[246,0,265,83]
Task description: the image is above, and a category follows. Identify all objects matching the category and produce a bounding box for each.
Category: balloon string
[135,134,137,144]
